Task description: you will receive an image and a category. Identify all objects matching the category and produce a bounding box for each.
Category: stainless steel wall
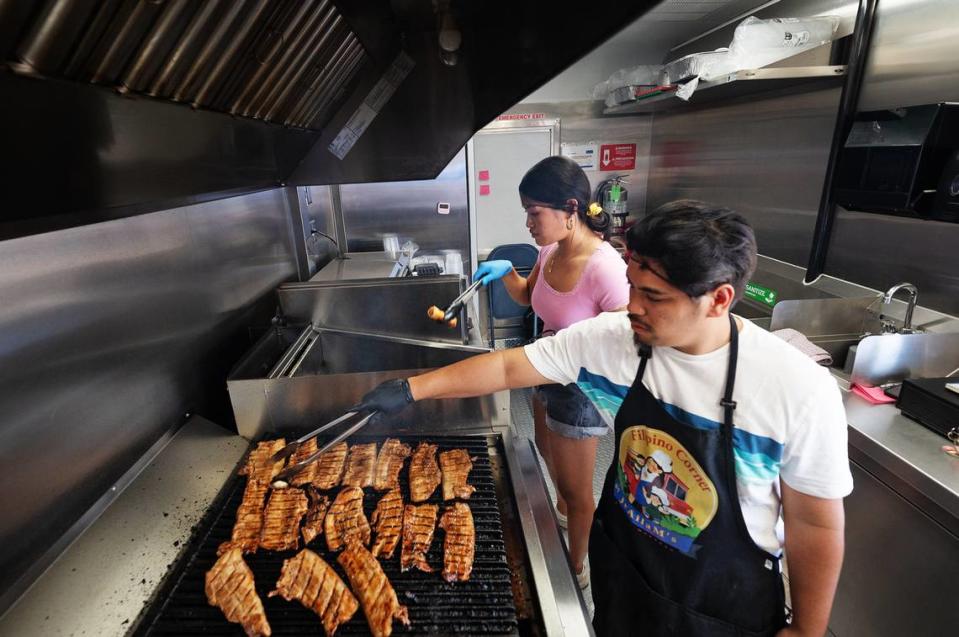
[858,0,959,111]
[644,0,959,316]
[0,189,297,612]
[647,87,842,267]
[339,148,470,256]
[294,185,339,277]
[822,0,959,314]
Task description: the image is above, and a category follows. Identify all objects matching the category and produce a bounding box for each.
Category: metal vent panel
[4,0,367,130]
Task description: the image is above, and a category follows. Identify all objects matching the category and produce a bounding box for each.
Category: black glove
[355,378,414,414]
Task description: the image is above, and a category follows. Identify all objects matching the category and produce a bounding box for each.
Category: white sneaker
[555,506,568,529]
[575,561,590,589]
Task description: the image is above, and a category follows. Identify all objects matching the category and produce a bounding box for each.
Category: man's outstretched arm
[410,347,550,400]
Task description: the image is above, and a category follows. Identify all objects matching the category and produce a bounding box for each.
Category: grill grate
[134,435,519,636]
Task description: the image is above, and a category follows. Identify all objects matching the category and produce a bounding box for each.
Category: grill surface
[133,435,519,636]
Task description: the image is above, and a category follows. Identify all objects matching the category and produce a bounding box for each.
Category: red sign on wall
[599,143,636,171]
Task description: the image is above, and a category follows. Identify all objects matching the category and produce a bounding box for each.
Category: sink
[769,296,884,369]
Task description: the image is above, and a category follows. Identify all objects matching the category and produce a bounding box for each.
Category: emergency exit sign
[599,143,636,171]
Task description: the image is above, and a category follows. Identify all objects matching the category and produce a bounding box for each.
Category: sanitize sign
[744,282,778,306]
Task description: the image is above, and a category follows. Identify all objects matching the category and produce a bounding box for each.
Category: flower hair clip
[587,202,603,217]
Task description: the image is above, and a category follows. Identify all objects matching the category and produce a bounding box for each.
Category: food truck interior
[1,0,957,635]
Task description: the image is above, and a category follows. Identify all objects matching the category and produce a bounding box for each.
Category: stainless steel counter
[0,416,248,637]
[309,251,399,281]
[841,388,959,531]
[743,255,958,635]
[746,255,959,526]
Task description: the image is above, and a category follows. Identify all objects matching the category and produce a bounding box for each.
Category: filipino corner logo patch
[615,425,719,558]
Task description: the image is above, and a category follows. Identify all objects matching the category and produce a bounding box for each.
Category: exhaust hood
[0,0,655,239]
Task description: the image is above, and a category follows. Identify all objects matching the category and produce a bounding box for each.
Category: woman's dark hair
[518,156,611,240]
[627,200,757,300]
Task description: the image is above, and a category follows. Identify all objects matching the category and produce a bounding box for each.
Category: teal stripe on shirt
[575,368,629,420]
[570,369,785,483]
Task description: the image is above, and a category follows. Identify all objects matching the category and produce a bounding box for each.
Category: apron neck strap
[720,313,740,429]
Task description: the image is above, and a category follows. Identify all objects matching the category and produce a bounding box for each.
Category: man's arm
[409,347,549,400]
[778,480,845,637]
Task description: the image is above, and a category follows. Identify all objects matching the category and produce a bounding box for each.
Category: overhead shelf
[602,65,847,115]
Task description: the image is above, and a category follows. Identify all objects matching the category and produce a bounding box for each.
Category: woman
[474,156,629,588]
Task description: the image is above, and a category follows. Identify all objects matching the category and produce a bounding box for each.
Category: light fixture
[438,8,461,67]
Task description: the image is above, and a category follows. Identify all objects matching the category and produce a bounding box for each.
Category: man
[358,200,852,636]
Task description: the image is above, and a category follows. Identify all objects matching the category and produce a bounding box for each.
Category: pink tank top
[531,242,629,333]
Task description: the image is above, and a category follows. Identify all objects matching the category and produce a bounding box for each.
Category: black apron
[590,315,786,636]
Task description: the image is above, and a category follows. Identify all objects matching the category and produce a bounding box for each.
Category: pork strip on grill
[269,549,358,637]
[439,503,475,582]
[325,486,371,551]
[259,487,309,551]
[289,437,319,487]
[439,448,477,500]
[370,488,404,559]
[301,486,330,546]
[372,438,411,491]
[342,442,377,488]
[219,477,270,555]
[409,442,441,502]
[400,503,438,573]
[242,439,287,483]
[205,546,272,637]
[312,441,348,490]
[338,542,410,637]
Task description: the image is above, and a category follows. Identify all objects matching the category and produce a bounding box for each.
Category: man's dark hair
[626,200,757,300]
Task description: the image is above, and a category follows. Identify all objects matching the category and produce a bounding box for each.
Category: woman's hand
[473,260,513,285]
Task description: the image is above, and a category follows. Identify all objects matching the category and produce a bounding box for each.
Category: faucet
[882,282,919,333]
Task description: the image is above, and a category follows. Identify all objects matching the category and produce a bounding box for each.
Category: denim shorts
[534,383,610,440]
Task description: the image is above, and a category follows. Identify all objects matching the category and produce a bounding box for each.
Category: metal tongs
[429,279,482,324]
[270,410,377,488]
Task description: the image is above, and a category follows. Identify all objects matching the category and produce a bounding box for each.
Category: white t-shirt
[524,312,854,556]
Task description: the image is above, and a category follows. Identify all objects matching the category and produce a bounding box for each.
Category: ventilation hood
[0,0,655,239]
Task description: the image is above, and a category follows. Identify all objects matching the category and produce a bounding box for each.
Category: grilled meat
[439,449,476,500]
[205,547,272,637]
[289,438,319,487]
[269,549,358,637]
[325,486,371,551]
[312,442,348,490]
[342,442,377,488]
[370,488,404,559]
[242,439,286,483]
[400,504,438,573]
[439,503,475,583]
[338,542,410,637]
[409,442,441,502]
[372,439,411,491]
[220,477,271,554]
[259,487,309,551]
[301,486,330,546]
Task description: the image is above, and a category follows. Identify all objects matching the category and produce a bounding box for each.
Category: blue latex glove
[473,260,513,286]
